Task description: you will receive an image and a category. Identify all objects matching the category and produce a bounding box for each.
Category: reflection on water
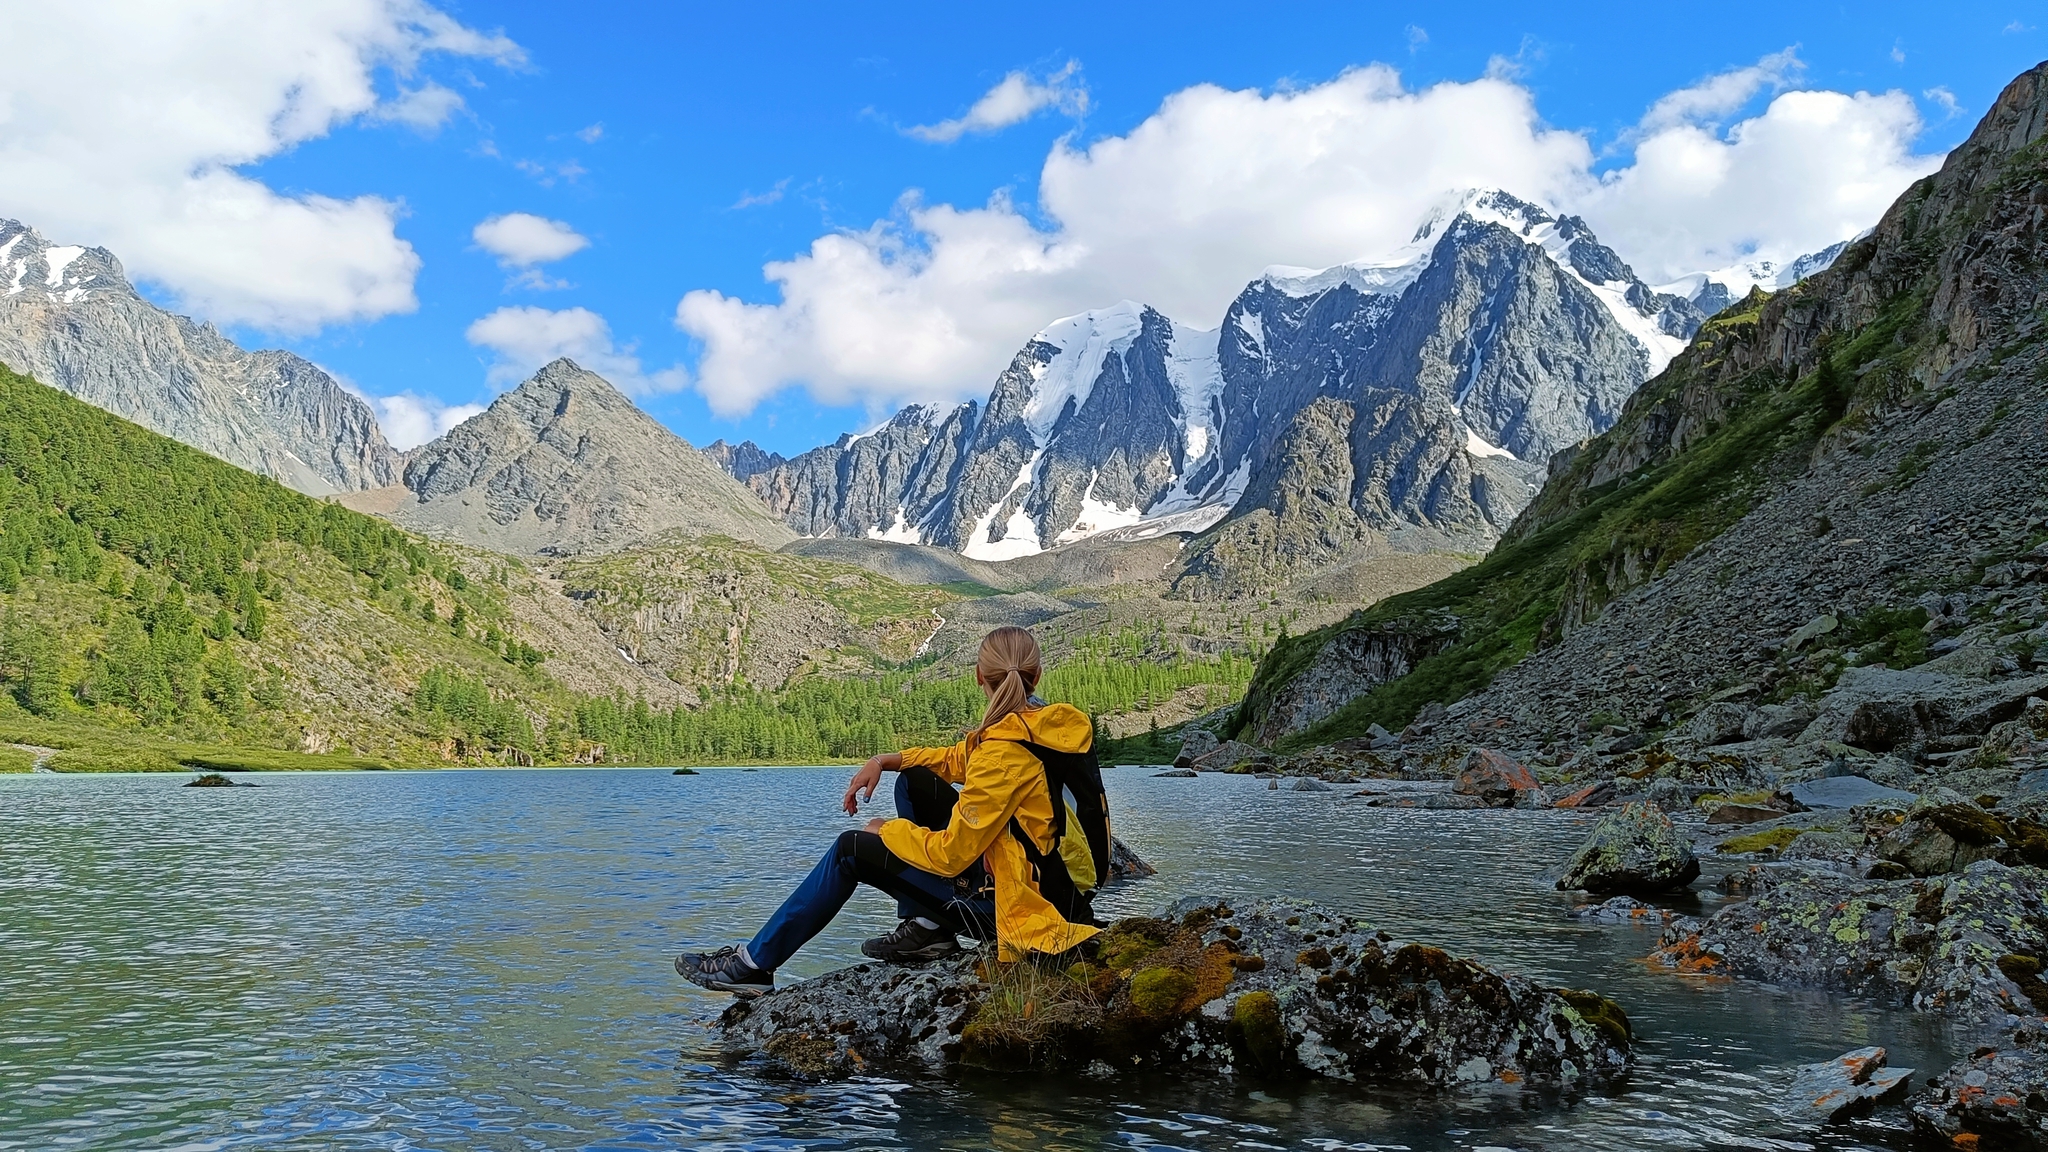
[0,768,1957,1150]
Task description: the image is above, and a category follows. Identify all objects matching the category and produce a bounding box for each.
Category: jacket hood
[985,702,1093,753]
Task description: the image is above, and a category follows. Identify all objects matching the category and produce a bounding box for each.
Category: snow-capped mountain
[735,190,1716,569]
[1658,240,1851,318]
[0,220,399,495]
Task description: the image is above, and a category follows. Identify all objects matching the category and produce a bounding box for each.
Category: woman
[675,626,1102,998]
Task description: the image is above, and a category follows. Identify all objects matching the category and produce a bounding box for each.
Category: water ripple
[0,769,1955,1150]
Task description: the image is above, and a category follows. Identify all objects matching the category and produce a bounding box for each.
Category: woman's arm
[841,752,901,815]
[879,740,1029,878]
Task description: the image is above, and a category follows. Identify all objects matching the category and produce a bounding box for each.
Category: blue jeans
[744,767,996,972]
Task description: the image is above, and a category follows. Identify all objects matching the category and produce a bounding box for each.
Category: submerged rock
[1153,768,1197,778]
[1556,801,1700,895]
[1566,896,1675,925]
[1785,775,1915,811]
[1652,861,2048,1027]
[1779,1046,1912,1125]
[718,898,1632,1090]
[1912,1022,2048,1149]
[184,772,254,787]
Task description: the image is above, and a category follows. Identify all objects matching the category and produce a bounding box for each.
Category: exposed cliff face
[1233,59,2048,748]
[391,359,795,555]
[0,221,398,495]
[743,191,1705,575]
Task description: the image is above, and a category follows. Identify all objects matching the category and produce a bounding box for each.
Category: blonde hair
[971,625,1042,742]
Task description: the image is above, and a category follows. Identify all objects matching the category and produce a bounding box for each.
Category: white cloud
[575,122,604,143]
[0,1,522,333]
[369,392,485,450]
[1405,25,1428,52]
[677,56,1942,418]
[732,178,791,209]
[466,305,686,396]
[472,212,589,266]
[1924,85,1963,119]
[1637,48,1802,134]
[907,62,1088,143]
[370,80,466,131]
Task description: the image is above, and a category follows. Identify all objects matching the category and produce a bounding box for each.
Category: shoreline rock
[1557,801,1700,895]
[719,898,1632,1091]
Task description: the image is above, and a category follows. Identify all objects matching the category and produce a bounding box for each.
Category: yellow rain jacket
[881,703,1102,961]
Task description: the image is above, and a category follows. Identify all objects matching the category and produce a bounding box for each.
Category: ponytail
[970,625,1042,747]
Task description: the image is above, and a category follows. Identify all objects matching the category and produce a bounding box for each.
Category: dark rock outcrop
[1452,748,1544,807]
[718,898,1631,1090]
[1912,1023,2048,1149]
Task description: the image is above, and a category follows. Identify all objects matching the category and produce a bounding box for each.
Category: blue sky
[6,3,2044,456]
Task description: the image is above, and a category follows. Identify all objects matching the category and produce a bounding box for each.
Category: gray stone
[1788,614,1840,651]
[1291,776,1333,792]
[1797,667,2048,752]
[1779,1047,1913,1125]
[1556,801,1700,895]
[1173,728,1220,769]
[1911,1022,2048,1147]
[1684,702,1752,745]
[1786,775,1916,811]
[1745,701,1819,741]
[1152,768,1197,778]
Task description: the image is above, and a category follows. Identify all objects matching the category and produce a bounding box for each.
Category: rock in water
[1653,861,2048,1028]
[1912,1022,2048,1148]
[1778,1046,1913,1125]
[1105,837,1157,883]
[1453,748,1542,807]
[718,899,1632,1088]
[1173,728,1219,769]
[1291,777,1333,792]
[1555,801,1699,895]
[1152,768,1197,778]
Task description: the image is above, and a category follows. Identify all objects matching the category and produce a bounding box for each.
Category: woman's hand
[842,753,898,815]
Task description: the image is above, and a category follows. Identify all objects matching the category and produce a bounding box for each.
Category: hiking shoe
[861,919,959,963]
[674,946,774,998]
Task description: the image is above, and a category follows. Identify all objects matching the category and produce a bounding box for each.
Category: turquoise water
[0,768,1958,1150]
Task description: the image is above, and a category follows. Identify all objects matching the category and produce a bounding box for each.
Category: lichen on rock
[718,898,1631,1091]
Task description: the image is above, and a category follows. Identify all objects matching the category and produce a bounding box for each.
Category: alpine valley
[7,32,2048,1149]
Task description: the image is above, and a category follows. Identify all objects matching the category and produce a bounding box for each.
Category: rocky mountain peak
[393,359,793,555]
[0,219,398,495]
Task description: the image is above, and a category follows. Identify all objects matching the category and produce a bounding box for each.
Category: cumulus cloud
[368,392,485,450]
[466,305,687,396]
[907,62,1088,143]
[369,80,467,132]
[0,1,521,333]
[472,212,589,265]
[677,55,1942,418]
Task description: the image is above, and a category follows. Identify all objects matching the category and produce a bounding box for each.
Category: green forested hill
[0,364,1256,769]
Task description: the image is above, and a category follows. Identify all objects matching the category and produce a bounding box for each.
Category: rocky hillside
[1233,60,2048,751]
[363,358,795,556]
[730,192,1718,574]
[0,221,398,496]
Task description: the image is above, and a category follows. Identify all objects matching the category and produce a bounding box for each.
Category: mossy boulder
[719,898,1632,1091]
[1557,800,1700,895]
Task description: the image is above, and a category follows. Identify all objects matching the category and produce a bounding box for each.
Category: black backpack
[997,734,1113,929]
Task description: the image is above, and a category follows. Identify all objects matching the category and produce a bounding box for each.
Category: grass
[1718,827,1806,854]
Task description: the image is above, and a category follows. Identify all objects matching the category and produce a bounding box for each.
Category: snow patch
[1464,428,1516,459]
[1262,243,1430,300]
[962,455,1044,561]
[1163,323,1223,463]
[1658,239,1853,304]
[1055,473,1146,545]
[866,508,923,545]
[43,246,83,286]
[1021,302,1146,445]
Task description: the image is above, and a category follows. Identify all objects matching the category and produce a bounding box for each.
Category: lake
[0,768,1960,1150]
